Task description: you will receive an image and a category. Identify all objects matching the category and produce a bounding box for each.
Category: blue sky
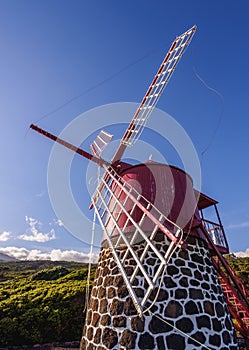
[0,0,249,261]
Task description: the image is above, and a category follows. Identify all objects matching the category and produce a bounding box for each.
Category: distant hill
[0,252,17,261]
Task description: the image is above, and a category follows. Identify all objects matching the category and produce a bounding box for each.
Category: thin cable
[147,310,212,350]
[33,49,157,124]
[193,66,225,166]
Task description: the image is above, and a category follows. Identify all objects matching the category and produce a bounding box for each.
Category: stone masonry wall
[80,234,238,349]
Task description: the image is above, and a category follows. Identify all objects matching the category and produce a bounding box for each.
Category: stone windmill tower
[30,26,249,349]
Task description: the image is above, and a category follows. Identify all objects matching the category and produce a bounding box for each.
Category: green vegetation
[224,254,249,290]
[0,261,96,347]
[0,257,248,347]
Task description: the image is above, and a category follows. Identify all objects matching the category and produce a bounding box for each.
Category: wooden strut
[30,124,110,168]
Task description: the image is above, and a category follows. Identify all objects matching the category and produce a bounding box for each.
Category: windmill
[30,26,249,349]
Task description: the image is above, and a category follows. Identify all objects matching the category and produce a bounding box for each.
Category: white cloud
[55,219,64,227]
[0,231,11,241]
[234,248,249,258]
[19,216,56,243]
[0,247,31,260]
[0,247,99,263]
[227,221,249,229]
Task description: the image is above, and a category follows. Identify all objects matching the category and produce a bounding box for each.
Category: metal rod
[30,124,110,168]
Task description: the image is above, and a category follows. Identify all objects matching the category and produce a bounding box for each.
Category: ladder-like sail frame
[111,25,197,164]
[92,164,183,316]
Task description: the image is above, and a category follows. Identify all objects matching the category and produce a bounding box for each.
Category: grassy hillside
[224,254,249,290]
[0,261,96,347]
[0,256,248,347]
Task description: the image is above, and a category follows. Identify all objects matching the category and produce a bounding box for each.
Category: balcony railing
[202,219,229,251]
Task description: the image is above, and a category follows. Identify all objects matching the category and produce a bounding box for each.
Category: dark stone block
[113,315,127,327]
[211,273,217,283]
[224,316,233,331]
[204,256,213,266]
[100,313,111,326]
[112,266,119,274]
[188,331,206,346]
[198,265,204,272]
[134,287,144,297]
[211,284,218,294]
[179,277,188,287]
[110,298,124,316]
[201,282,210,290]
[191,253,204,264]
[165,301,183,318]
[87,327,94,341]
[97,276,103,286]
[156,336,166,350]
[185,300,198,315]
[212,318,223,332]
[204,301,215,316]
[175,258,186,267]
[190,279,200,287]
[188,262,197,269]
[147,257,156,265]
[120,330,137,349]
[149,314,173,333]
[80,338,87,350]
[138,332,155,349]
[176,317,194,333]
[125,266,134,276]
[117,285,129,298]
[87,343,94,350]
[107,286,116,298]
[91,298,99,311]
[114,275,124,288]
[179,250,189,260]
[103,275,114,287]
[194,270,202,281]
[167,265,179,276]
[196,315,211,329]
[94,268,100,279]
[150,288,169,301]
[110,260,116,268]
[166,333,185,350]
[124,297,137,316]
[91,286,97,297]
[99,299,108,313]
[164,276,177,288]
[215,302,225,317]
[97,286,106,298]
[175,288,188,299]
[94,328,101,344]
[222,330,232,345]
[87,309,92,324]
[102,266,110,276]
[92,312,100,327]
[131,316,144,332]
[203,273,210,281]
[189,288,204,300]
[102,328,118,348]
[209,334,221,347]
[181,267,192,276]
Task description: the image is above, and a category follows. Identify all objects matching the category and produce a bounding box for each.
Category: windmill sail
[90,130,113,157]
[111,25,197,164]
[92,164,183,316]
